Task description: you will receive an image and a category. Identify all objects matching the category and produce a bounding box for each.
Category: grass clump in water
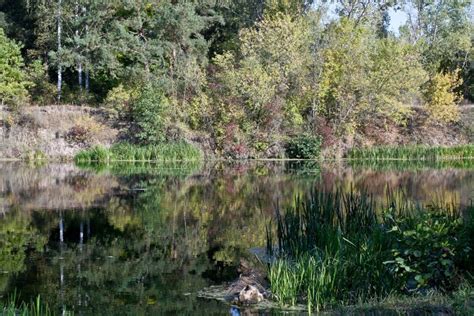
[0,294,72,316]
[347,144,474,160]
[74,141,203,163]
[267,189,474,312]
[348,158,474,171]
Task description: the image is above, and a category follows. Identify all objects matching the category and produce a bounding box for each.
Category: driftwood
[225,259,269,304]
[197,259,307,312]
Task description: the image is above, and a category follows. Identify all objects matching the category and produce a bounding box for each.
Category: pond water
[0,161,473,315]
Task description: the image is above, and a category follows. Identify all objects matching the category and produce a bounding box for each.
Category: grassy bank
[74,142,203,163]
[347,144,474,160]
[335,287,474,315]
[267,189,474,312]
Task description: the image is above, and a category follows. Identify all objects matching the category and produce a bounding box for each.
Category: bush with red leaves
[65,125,89,145]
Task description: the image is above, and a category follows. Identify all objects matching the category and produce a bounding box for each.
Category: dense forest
[0,0,473,159]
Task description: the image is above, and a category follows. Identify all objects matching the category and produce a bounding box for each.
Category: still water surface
[0,161,473,315]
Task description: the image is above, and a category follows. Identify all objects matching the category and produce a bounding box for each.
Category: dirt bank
[322,106,474,158]
[364,105,474,146]
[1,105,473,160]
[0,105,118,159]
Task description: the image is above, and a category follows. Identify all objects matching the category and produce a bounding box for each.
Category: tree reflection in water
[0,161,473,314]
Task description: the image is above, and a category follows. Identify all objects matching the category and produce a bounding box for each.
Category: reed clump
[0,294,72,316]
[267,189,474,312]
[347,144,474,160]
[348,158,474,171]
[74,142,203,163]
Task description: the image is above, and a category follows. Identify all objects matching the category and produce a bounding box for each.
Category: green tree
[206,1,264,56]
[366,37,427,122]
[317,19,426,135]
[0,28,29,109]
[331,0,401,39]
[264,0,315,16]
[213,13,313,151]
[131,86,170,145]
[401,0,473,98]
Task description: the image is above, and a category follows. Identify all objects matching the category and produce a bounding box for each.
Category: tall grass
[347,144,474,160]
[348,158,474,171]
[267,189,474,311]
[74,142,203,163]
[0,294,71,316]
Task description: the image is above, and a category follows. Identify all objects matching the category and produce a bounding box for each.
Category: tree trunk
[85,6,90,93]
[85,68,90,93]
[76,1,83,91]
[57,0,62,103]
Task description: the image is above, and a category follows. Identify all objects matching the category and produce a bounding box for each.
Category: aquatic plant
[267,189,474,311]
[348,158,474,171]
[75,145,111,162]
[74,142,203,163]
[285,134,321,159]
[0,293,72,316]
[347,144,474,161]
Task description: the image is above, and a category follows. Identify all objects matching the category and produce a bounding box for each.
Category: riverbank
[0,105,118,160]
[1,105,473,161]
[338,290,474,315]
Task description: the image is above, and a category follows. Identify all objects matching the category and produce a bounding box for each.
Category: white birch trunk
[57,0,62,103]
[85,6,90,93]
[76,1,83,91]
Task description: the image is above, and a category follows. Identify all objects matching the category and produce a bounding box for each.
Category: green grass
[74,142,203,163]
[348,158,474,171]
[335,283,474,315]
[0,294,72,316]
[267,189,474,312]
[347,144,474,160]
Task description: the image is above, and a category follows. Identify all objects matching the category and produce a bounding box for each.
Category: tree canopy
[0,0,472,157]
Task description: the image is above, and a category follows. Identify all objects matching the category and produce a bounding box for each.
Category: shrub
[75,115,105,135]
[65,125,89,144]
[131,87,169,145]
[65,116,106,145]
[187,93,210,130]
[104,84,137,119]
[27,60,56,106]
[315,117,336,148]
[384,211,462,292]
[457,205,474,272]
[424,70,463,124]
[0,28,30,110]
[285,134,321,159]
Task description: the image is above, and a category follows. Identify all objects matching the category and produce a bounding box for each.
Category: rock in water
[238,285,264,304]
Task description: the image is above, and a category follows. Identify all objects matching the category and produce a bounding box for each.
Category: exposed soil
[0,105,118,159]
[1,104,473,160]
[322,106,474,159]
